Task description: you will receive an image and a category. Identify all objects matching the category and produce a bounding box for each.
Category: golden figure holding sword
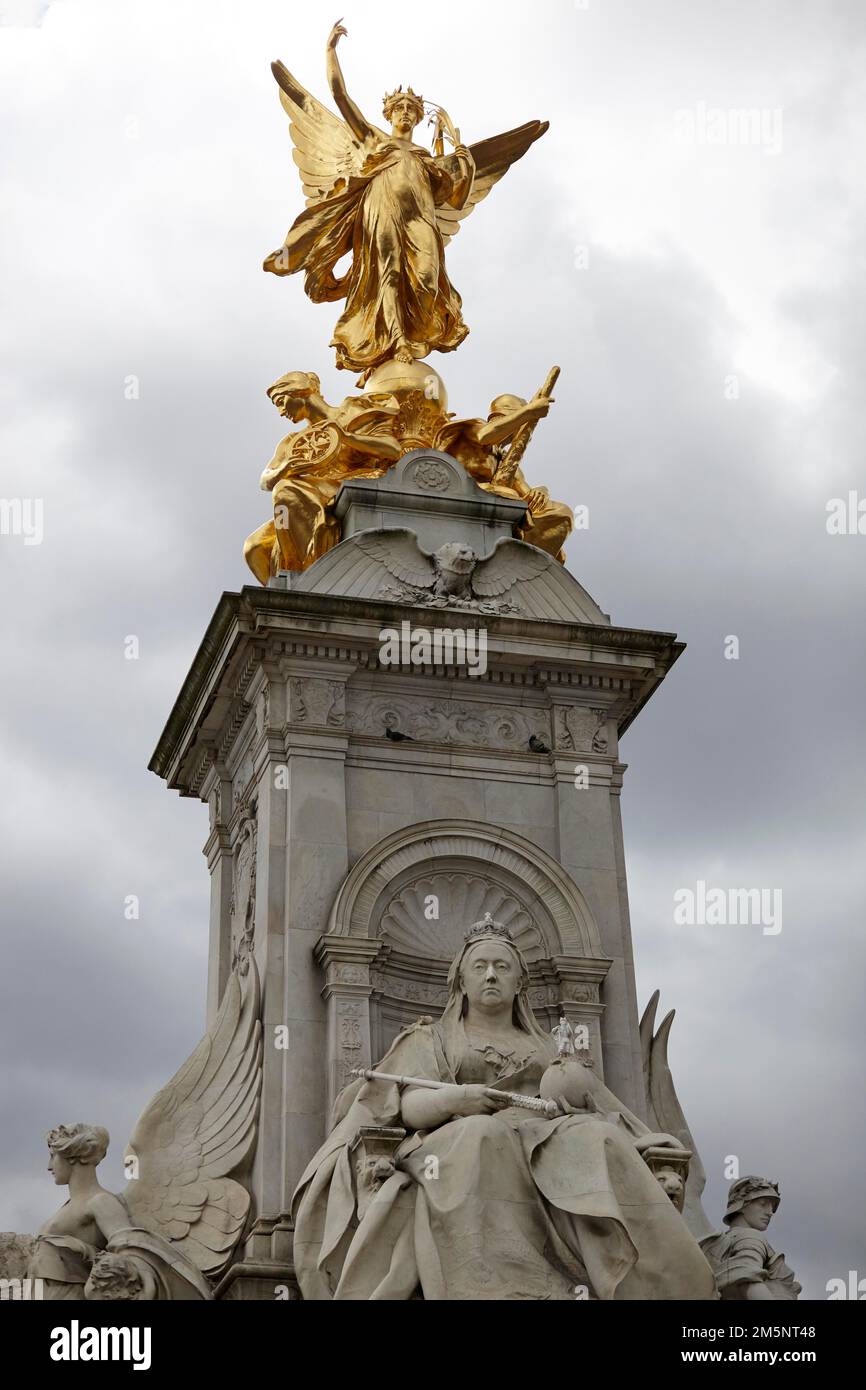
[435,365,573,561]
[492,365,561,487]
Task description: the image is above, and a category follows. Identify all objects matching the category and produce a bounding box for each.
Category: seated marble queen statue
[293,919,716,1300]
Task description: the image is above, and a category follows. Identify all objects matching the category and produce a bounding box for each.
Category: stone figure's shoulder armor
[725,1228,773,1261]
[710,1227,775,1294]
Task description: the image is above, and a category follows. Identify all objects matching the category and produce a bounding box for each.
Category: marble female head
[442,916,548,1046]
[46,1123,109,1183]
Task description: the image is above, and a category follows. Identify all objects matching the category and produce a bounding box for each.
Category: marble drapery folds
[292,1017,716,1300]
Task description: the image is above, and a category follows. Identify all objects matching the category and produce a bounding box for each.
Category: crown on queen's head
[463,913,514,944]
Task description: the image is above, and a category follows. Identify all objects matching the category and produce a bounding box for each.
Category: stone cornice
[149,586,684,791]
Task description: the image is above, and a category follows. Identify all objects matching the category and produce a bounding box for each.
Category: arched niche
[315,821,612,1108]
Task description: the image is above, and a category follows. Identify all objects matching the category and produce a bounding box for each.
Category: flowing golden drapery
[265,140,469,376]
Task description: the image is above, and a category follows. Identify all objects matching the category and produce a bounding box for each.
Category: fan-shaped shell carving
[378,873,543,961]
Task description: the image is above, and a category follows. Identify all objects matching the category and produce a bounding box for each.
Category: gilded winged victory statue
[264,20,548,378]
[244,20,571,584]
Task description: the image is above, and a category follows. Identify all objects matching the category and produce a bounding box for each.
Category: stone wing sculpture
[354,529,550,612]
[122,954,263,1277]
[354,528,439,592]
[470,537,550,597]
[28,952,262,1299]
[640,990,713,1239]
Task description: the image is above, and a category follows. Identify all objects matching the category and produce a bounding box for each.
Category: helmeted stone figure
[701,1176,801,1301]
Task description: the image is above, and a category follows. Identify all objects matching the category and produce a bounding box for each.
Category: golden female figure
[264,21,548,378]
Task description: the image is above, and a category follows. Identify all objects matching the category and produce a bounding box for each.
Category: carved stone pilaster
[230,809,258,971]
[315,936,383,1113]
[201,764,234,1023]
[551,955,609,1076]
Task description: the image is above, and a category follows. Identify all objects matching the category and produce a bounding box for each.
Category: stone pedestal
[149,452,683,1295]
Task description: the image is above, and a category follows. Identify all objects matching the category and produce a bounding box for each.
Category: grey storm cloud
[1,0,864,1296]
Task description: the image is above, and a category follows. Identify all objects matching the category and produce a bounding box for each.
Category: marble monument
[9,20,801,1303]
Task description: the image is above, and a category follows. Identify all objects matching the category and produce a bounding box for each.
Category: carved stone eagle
[353,530,550,613]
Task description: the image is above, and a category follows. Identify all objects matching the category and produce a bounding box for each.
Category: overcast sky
[1,0,864,1298]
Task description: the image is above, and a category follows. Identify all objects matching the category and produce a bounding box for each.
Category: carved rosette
[410,458,453,491]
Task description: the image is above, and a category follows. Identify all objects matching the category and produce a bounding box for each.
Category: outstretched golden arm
[325,19,374,143]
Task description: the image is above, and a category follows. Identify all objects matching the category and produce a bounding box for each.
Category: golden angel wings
[265,57,548,259]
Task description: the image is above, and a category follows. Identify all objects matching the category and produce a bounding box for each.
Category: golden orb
[361,358,448,415]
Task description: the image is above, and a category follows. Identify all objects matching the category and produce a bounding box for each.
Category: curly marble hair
[86,1253,144,1301]
[46,1123,109,1166]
